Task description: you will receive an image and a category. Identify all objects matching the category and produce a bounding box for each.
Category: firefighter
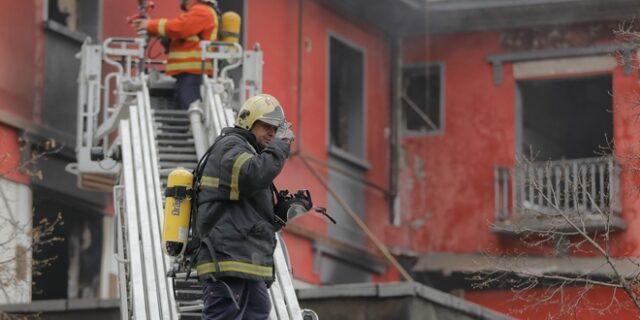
[194,93,308,319]
[131,0,219,110]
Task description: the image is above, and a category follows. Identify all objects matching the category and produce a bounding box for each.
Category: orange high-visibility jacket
[147,3,218,76]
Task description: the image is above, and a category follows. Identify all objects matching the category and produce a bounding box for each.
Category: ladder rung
[159,162,197,170]
[157,132,193,139]
[153,109,189,117]
[157,139,195,146]
[175,290,201,300]
[156,124,191,132]
[159,154,198,162]
[178,313,201,320]
[158,146,197,153]
[154,117,190,125]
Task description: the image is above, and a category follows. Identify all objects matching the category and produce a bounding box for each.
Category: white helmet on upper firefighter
[235,94,285,130]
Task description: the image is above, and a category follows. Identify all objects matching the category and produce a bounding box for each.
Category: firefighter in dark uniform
[194,93,306,319]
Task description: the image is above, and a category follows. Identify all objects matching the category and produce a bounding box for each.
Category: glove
[275,121,295,143]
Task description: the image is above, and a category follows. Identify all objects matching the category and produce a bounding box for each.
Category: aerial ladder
[68,32,318,319]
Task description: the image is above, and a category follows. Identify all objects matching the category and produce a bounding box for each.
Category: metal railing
[495,156,621,221]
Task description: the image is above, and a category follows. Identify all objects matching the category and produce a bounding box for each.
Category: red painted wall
[0,123,29,184]
[0,0,44,123]
[466,287,640,319]
[397,32,515,253]
[247,0,393,283]
[401,29,640,316]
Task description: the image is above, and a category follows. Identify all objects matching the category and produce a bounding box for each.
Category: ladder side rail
[212,93,226,129]
[224,109,235,128]
[200,79,215,145]
[213,93,232,128]
[189,106,209,160]
[208,86,224,135]
[273,234,303,320]
[268,278,290,320]
[137,88,178,319]
[129,107,163,319]
[197,75,216,150]
[143,82,181,320]
[113,185,130,320]
[120,118,150,319]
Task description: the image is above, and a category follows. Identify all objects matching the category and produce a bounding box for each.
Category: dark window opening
[402,64,443,134]
[519,74,613,160]
[46,0,99,39]
[32,188,103,300]
[329,36,365,159]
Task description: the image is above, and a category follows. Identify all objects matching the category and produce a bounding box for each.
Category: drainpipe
[294,0,304,154]
[390,38,402,225]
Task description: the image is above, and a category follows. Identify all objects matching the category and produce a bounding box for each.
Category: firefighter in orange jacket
[132,0,219,110]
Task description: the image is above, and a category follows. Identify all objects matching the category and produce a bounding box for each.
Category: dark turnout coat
[195,127,290,281]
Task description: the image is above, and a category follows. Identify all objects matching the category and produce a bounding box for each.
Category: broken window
[518,74,613,160]
[32,187,104,300]
[45,0,100,39]
[402,64,443,134]
[329,35,365,160]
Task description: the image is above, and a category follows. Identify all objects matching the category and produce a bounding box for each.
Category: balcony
[493,156,626,235]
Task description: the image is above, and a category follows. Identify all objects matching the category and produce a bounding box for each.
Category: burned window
[46,0,99,39]
[518,74,613,160]
[402,64,443,134]
[329,35,365,159]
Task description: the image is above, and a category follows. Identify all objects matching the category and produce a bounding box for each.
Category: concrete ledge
[297,282,511,320]
[0,299,119,313]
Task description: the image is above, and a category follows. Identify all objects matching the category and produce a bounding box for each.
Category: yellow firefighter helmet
[235,94,285,130]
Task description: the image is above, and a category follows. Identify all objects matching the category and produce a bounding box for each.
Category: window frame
[43,0,102,43]
[326,31,369,170]
[401,61,446,137]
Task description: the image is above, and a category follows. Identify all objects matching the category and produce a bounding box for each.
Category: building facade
[3,0,640,319]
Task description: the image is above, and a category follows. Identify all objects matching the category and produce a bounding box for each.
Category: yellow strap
[197,261,272,278]
[230,152,251,200]
[200,176,219,188]
[186,35,200,42]
[168,51,202,59]
[158,19,167,37]
[165,61,213,72]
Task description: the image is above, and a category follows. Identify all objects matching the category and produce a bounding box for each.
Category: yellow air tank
[162,168,193,257]
[221,11,241,43]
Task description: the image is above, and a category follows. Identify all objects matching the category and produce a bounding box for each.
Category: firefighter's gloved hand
[275,121,295,143]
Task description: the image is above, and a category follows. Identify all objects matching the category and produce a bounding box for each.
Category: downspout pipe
[294,0,304,154]
[390,38,402,225]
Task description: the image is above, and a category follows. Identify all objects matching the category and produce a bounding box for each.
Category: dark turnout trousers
[201,277,271,320]
[173,73,203,110]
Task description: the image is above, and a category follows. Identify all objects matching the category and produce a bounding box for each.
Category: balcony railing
[494,156,623,232]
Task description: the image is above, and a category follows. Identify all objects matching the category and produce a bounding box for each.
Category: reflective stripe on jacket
[147,3,218,76]
[195,127,290,281]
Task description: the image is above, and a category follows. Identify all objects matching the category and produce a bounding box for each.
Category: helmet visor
[258,107,285,127]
